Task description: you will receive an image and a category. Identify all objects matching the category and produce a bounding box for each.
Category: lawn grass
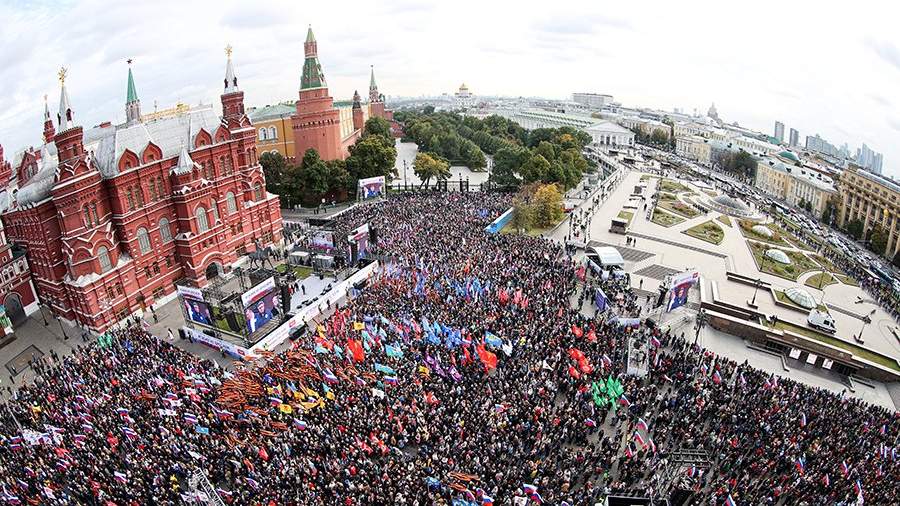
[500,221,548,236]
[651,208,685,227]
[738,219,790,247]
[658,197,701,219]
[835,274,860,287]
[809,254,848,277]
[275,264,314,279]
[773,289,828,312]
[639,174,661,181]
[716,214,732,227]
[617,210,634,227]
[683,220,725,245]
[766,319,900,373]
[747,241,820,281]
[659,179,691,193]
[804,272,838,289]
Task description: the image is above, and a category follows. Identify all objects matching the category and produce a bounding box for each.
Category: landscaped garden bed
[747,241,820,280]
[804,272,838,289]
[738,219,791,246]
[651,208,684,227]
[683,220,725,245]
[716,215,732,227]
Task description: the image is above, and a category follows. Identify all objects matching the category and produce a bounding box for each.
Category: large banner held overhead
[595,288,608,312]
[667,270,700,312]
[358,176,386,199]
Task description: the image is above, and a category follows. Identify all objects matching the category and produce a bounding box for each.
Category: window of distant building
[137,227,151,254]
[258,128,267,141]
[98,246,112,273]
[268,126,277,140]
[159,218,172,243]
[196,206,209,232]
[226,192,237,214]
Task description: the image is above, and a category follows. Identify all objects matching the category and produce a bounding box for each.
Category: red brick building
[0,51,283,333]
[0,144,39,337]
[292,27,394,161]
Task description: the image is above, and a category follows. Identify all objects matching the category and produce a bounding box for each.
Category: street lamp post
[750,278,762,307]
[38,302,49,326]
[855,309,877,343]
[56,316,67,340]
[694,309,708,345]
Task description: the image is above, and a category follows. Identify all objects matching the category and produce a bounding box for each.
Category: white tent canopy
[588,246,625,268]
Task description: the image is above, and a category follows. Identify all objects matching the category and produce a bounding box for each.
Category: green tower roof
[306,26,315,43]
[370,66,377,88]
[301,57,326,90]
[126,66,138,103]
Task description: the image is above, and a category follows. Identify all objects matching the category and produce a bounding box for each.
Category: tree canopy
[412,152,451,188]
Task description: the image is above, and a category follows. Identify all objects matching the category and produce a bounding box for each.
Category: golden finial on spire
[58,66,68,85]
[225,44,233,58]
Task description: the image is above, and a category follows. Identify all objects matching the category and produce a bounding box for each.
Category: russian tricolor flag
[293,418,308,430]
[795,456,805,475]
[841,460,850,478]
[634,431,646,447]
[384,375,399,385]
[725,494,736,506]
[114,472,127,484]
[821,473,829,487]
[636,418,649,432]
[184,413,198,424]
[585,418,597,428]
[712,371,722,384]
[619,395,631,407]
[482,494,494,506]
[854,479,863,498]
[522,483,538,496]
[269,396,283,406]
[650,335,661,348]
[323,369,339,384]
[800,413,806,427]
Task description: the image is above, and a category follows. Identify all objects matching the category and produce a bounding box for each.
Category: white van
[807,309,836,334]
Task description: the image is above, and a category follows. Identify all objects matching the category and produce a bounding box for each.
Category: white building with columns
[585,121,635,148]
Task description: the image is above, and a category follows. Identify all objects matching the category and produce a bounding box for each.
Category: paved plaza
[550,163,900,409]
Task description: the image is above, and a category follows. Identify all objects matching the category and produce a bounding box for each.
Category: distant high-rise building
[805,134,839,157]
[873,153,884,174]
[707,102,720,121]
[856,143,883,173]
[774,121,785,143]
[789,128,799,147]
[572,93,613,108]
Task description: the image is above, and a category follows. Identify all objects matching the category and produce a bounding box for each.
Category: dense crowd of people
[0,191,897,505]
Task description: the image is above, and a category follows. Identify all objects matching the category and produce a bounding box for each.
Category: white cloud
[1,0,899,175]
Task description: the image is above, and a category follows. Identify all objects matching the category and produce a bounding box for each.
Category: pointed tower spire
[351,90,364,132]
[300,25,326,89]
[42,94,55,144]
[352,90,361,108]
[368,65,380,103]
[125,59,141,124]
[57,67,75,131]
[172,144,198,175]
[224,44,239,94]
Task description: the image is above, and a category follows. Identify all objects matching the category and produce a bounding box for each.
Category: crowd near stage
[0,191,896,506]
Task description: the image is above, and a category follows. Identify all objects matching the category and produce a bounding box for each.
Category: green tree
[346,134,397,182]
[423,105,435,114]
[821,198,838,224]
[259,151,288,188]
[413,152,451,188]
[510,195,534,233]
[363,117,392,141]
[299,149,329,196]
[326,159,351,193]
[534,141,557,161]
[846,219,864,240]
[531,183,564,228]
[520,153,551,184]
[803,200,813,213]
[870,225,888,255]
[650,129,669,145]
[490,147,527,187]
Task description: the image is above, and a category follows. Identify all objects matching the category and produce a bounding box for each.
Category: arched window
[156,177,165,199]
[253,182,263,201]
[98,246,112,273]
[136,187,145,207]
[148,180,157,200]
[136,227,151,254]
[211,205,220,224]
[258,128,267,141]
[126,189,135,210]
[83,205,93,228]
[159,217,172,243]
[91,203,99,224]
[268,126,277,140]
[195,206,209,233]
[226,192,237,214]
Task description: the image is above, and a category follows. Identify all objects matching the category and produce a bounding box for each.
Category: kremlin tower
[291,26,343,161]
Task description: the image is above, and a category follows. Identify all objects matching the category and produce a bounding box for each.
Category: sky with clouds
[1,0,898,174]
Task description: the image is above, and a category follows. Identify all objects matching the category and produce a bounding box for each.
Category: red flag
[346,340,365,363]
[571,325,583,338]
[586,329,597,342]
[476,344,498,372]
[568,365,581,379]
